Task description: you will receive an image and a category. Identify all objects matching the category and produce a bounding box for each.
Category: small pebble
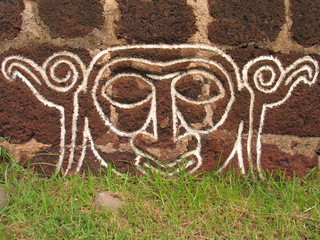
[94,192,122,210]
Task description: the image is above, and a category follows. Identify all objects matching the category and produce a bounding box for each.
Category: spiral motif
[253,65,279,93]
[243,57,282,93]
[43,52,85,92]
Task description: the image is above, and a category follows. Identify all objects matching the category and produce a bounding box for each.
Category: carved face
[91,48,238,174]
[3,45,317,176]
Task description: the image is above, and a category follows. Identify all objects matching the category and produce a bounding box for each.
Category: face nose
[131,76,200,164]
[133,131,199,162]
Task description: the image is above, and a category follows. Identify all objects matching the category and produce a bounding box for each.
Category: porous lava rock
[1,45,319,177]
[0,0,24,40]
[291,0,320,47]
[261,144,318,178]
[0,44,91,144]
[0,44,92,174]
[116,0,197,43]
[37,0,104,38]
[208,0,285,45]
[227,48,320,137]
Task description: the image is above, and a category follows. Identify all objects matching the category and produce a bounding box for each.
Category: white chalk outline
[1,44,318,177]
[2,52,86,174]
[91,55,236,174]
[243,55,318,177]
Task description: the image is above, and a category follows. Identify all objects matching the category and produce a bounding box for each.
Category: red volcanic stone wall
[116,0,197,43]
[207,0,285,45]
[0,0,24,40]
[0,0,319,177]
[0,44,91,144]
[37,0,104,38]
[291,0,320,47]
[226,48,320,138]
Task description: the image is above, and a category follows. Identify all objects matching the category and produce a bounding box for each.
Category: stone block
[291,0,320,47]
[207,0,285,45]
[116,0,197,43]
[37,0,104,38]
[0,0,24,40]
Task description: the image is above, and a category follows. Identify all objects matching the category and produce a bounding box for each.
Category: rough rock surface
[207,0,285,45]
[116,0,197,43]
[37,0,104,38]
[0,0,24,40]
[0,0,319,178]
[291,0,320,47]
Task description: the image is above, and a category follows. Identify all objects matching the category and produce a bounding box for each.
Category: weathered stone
[291,0,320,47]
[37,0,104,38]
[227,48,320,137]
[116,0,197,43]
[208,0,285,45]
[0,0,24,40]
[0,139,50,163]
[0,45,318,178]
[261,144,318,177]
[94,192,122,210]
[0,44,92,174]
[0,44,91,144]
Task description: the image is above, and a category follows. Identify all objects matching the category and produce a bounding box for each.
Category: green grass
[0,152,319,239]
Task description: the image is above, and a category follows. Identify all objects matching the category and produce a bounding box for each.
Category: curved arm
[243,56,319,104]
[283,56,318,91]
[242,56,319,177]
[2,56,43,87]
[2,52,86,102]
[2,52,88,174]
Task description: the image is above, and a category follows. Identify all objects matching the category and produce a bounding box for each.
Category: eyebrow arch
[146,72,181,80]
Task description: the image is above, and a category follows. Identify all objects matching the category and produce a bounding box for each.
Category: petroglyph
[2,44,318,177]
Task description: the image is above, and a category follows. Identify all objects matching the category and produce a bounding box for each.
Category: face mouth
[131,131,202,175]
[134,150,202,175]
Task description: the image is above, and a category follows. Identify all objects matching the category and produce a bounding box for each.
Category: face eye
[102,74,153,107]
[94,73,154,136]
[173,70,233,133]
[174,71,225,104]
